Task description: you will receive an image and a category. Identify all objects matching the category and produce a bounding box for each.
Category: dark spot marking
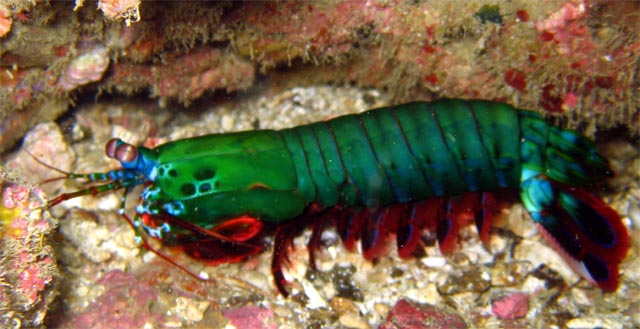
[543,221,583,258]
[583,254,609,283]
[475,4,502,25]
[158,168,165,176]
[396,224,411,248]
[436,218,451,245]
[199,183,212,193]
[181,183,196,196]
[194,168,216,181]
[474,211,485,234]
[562,193,615,247]
[168,169,178,177]
[361,229,377,252]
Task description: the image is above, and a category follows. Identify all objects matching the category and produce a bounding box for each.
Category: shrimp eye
[105,138,120,159]
[115,143,138,164]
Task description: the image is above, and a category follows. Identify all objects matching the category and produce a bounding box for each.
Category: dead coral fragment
[58,47,110,92]
[98,0,141,26]
[0,5,11,37]
[109,48,255,105]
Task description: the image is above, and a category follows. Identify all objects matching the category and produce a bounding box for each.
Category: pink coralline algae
[2,183,30,211]
[18,261,54,305]
[0,177,58,327]
[380,299,467,329]
[534,0,590,55]
[58,46,110,91]
[109,48,255,104]
[222,305,277,329]
[150,48,256,100]
[491,292,529,320]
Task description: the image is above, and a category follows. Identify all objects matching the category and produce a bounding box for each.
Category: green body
[140,99,539,229]
[280,100,522,207]
[140,130,306,227]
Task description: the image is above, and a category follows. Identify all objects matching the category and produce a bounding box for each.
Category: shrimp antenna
[25,150,73,184]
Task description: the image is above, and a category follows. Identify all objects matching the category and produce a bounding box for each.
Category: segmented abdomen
[281,99,525,208]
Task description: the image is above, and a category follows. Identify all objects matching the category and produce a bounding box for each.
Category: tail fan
[521,177,629,291]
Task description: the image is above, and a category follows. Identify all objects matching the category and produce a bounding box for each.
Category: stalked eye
[105,138,120,159]
[115,143,138,164]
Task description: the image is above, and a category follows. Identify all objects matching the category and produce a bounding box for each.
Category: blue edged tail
[518,112,629,291]
[520,176,629,291]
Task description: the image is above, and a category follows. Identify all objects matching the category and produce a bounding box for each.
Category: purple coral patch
[380,298,467,329]
[491,292,529,319]
[222,305,276,329]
